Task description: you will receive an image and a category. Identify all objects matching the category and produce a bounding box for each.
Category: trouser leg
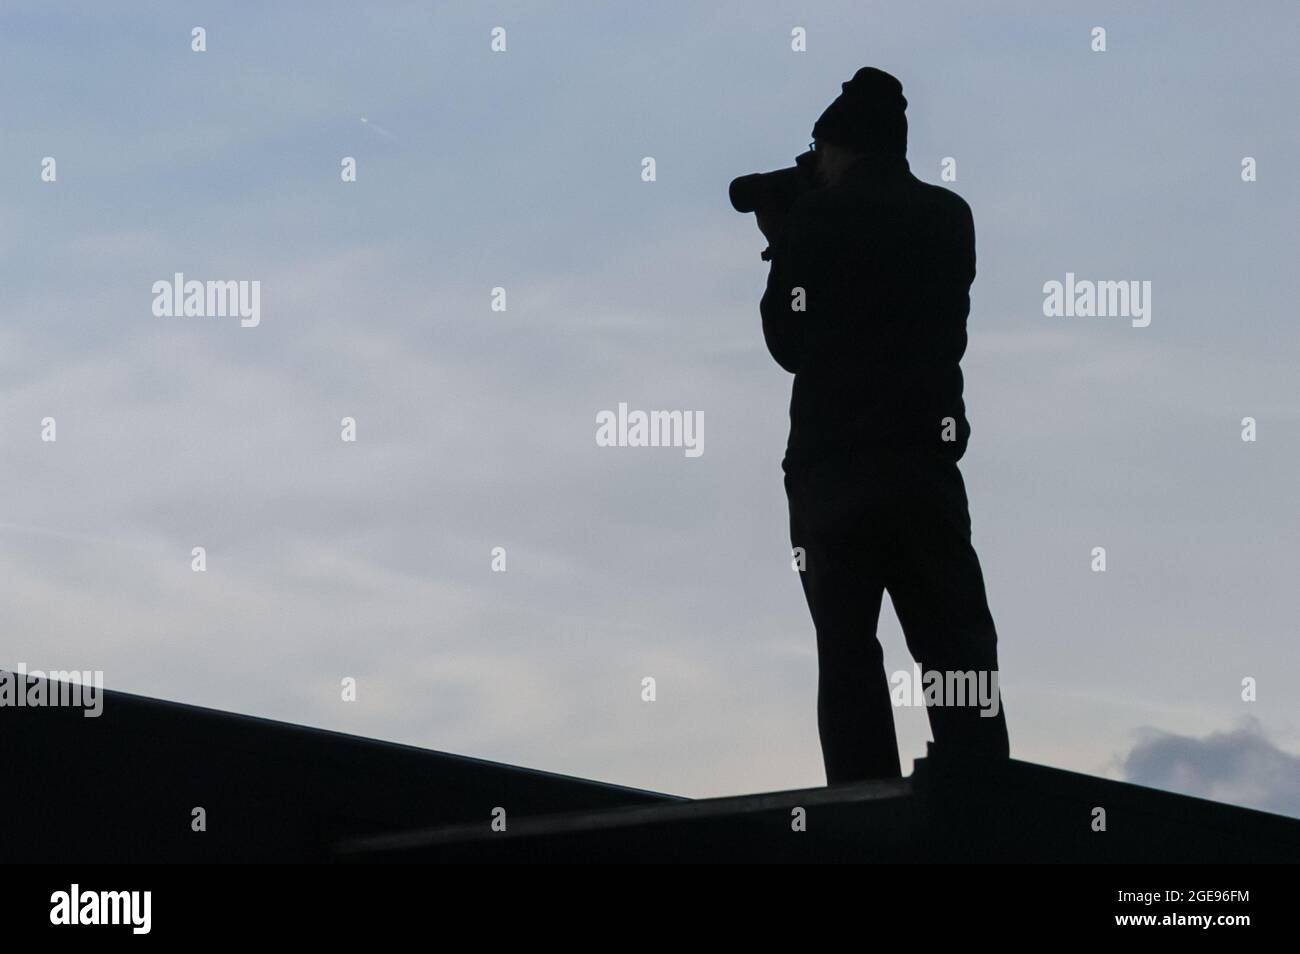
[884,458,1010,761]
[790,471,900,782]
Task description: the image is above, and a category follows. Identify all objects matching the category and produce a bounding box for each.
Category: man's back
[756,66,1009,783]
[761,155,977,469]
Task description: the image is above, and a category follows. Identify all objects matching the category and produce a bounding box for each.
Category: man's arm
[957,194,976,285]
[758,205,809,374]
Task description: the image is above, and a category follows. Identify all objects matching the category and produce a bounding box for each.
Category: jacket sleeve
[959,196,976,285]
[760,217,806,373]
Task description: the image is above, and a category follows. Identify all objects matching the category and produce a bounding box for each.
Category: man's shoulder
[793,175,972,218]
[916,179,974,225]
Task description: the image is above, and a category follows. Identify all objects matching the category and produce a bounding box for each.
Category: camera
[728,149,819,216]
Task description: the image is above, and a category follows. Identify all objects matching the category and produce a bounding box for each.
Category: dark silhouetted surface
[0,680,674,863]
[340,748,1300,863]
[5,682,1298,863]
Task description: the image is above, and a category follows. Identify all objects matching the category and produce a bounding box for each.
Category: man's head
[811,67,908,184]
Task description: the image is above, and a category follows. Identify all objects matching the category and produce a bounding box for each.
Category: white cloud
[1121,720,1300,819]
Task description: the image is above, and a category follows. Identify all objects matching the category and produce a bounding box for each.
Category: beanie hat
[811,67,908,155]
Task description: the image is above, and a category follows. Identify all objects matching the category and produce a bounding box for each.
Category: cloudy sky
[2,1,1297,814]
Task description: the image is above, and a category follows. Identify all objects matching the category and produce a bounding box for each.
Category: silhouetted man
[757,68,1010,783]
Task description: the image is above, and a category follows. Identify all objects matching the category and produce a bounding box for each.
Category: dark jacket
[760,155,976,472]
